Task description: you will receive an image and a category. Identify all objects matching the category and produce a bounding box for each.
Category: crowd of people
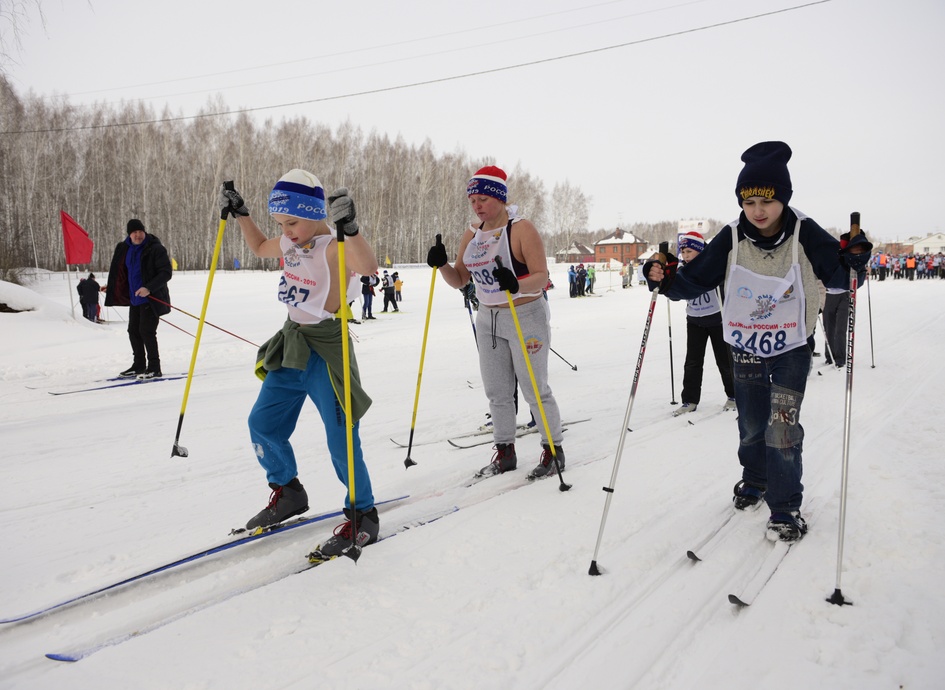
[870,252,944,280]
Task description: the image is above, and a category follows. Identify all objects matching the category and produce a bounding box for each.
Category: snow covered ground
[1,263,942,690]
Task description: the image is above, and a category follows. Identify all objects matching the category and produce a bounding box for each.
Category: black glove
[643,253,678,293]
[492,264,519,293]
[220,183,249,219]
[327,187,359,236]
[427,234,447,268]
[840,231,873,272]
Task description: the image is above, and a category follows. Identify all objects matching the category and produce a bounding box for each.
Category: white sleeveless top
[721,221,808,356]
[462,219,542,307]
[278,234,357,324]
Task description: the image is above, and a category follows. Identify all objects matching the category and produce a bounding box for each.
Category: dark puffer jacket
[104,233,172,316]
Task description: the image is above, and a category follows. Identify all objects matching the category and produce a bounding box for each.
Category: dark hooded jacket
[104,233,172,316]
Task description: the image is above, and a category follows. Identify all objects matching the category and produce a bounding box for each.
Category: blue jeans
[732,346,810,513]
[248,350,375,512]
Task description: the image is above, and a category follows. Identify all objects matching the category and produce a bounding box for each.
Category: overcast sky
[4,0,944,242]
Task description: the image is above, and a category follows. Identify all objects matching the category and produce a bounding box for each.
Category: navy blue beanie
[736,141,793,207]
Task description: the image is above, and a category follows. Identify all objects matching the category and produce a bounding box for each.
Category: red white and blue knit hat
[268,169,327,220]
[466,166,508,203]
[678,231,705,253]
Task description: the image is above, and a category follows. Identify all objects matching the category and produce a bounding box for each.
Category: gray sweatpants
[476,298,563,447]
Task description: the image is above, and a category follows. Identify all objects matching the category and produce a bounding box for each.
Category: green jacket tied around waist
[255,318,372,421]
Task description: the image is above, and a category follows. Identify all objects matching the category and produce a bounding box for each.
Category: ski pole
[171,185,229,458]
[818,312,835,368]
[149,295,259,347]
[327,194,363,563]
[659,242,678,405]
[590,285,661,576]
[462,281,478,344]
[866,272,875,368]
[667,298,677,404]
[550,346,577,371]
[160,317,195,339]
[495,256,571,492]
[828,211,862,606]
[403,237,440,469]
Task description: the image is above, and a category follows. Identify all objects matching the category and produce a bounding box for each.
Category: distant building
[883,241,914,256]
[556,241,595,265]
[593,228,648,265]
[913,232,945,254]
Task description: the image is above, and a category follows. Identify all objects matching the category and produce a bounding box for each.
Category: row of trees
[0,78,601,274]
[0,74,722,281]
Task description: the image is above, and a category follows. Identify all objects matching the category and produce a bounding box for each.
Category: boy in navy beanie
[735,141,793,207]
[644,141,872,543]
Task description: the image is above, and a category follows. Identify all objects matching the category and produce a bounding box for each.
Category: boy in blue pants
[221,170,379,557]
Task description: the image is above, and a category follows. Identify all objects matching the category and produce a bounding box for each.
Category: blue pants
[248,350,375,512]
[732,346,810,513]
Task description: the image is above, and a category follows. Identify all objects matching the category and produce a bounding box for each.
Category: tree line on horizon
[0,77,715,276]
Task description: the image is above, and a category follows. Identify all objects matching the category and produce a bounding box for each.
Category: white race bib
[721,223,807,356]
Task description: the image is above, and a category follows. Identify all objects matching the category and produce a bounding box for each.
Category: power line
[2,1,831,136]
[91,0,718,105]
[66,0,663,96]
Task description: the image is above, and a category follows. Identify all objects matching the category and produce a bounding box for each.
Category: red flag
[61,211,94,265]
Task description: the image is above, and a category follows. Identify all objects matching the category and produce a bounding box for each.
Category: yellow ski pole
[494,256,571,492]
[331,197,361,563]
[403,235,440,468]
[171,184,230,458]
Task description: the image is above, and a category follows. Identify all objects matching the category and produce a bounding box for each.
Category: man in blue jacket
[104,219,173,379]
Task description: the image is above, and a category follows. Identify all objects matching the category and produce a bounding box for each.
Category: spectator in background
[381,270,398,312]
[104,219,172,379]
[393,271,403,302]
[77,272,101,322]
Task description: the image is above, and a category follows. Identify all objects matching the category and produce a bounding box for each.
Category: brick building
[594,228,648,265]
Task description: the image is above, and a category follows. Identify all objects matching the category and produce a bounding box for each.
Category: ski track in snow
[1,270,944,689]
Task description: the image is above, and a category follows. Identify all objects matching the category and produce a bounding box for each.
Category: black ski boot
[527,444,565,479]
[477,443,517,477]
[245,477,309,531]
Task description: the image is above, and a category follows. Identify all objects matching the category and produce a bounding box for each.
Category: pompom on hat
[736,141,793,207]
[678,231,705,253]
[466,165,508,203]
[268,169,327,220]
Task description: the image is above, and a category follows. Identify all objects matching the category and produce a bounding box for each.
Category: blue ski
[45,503,454,662]
[1,495,407,624]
